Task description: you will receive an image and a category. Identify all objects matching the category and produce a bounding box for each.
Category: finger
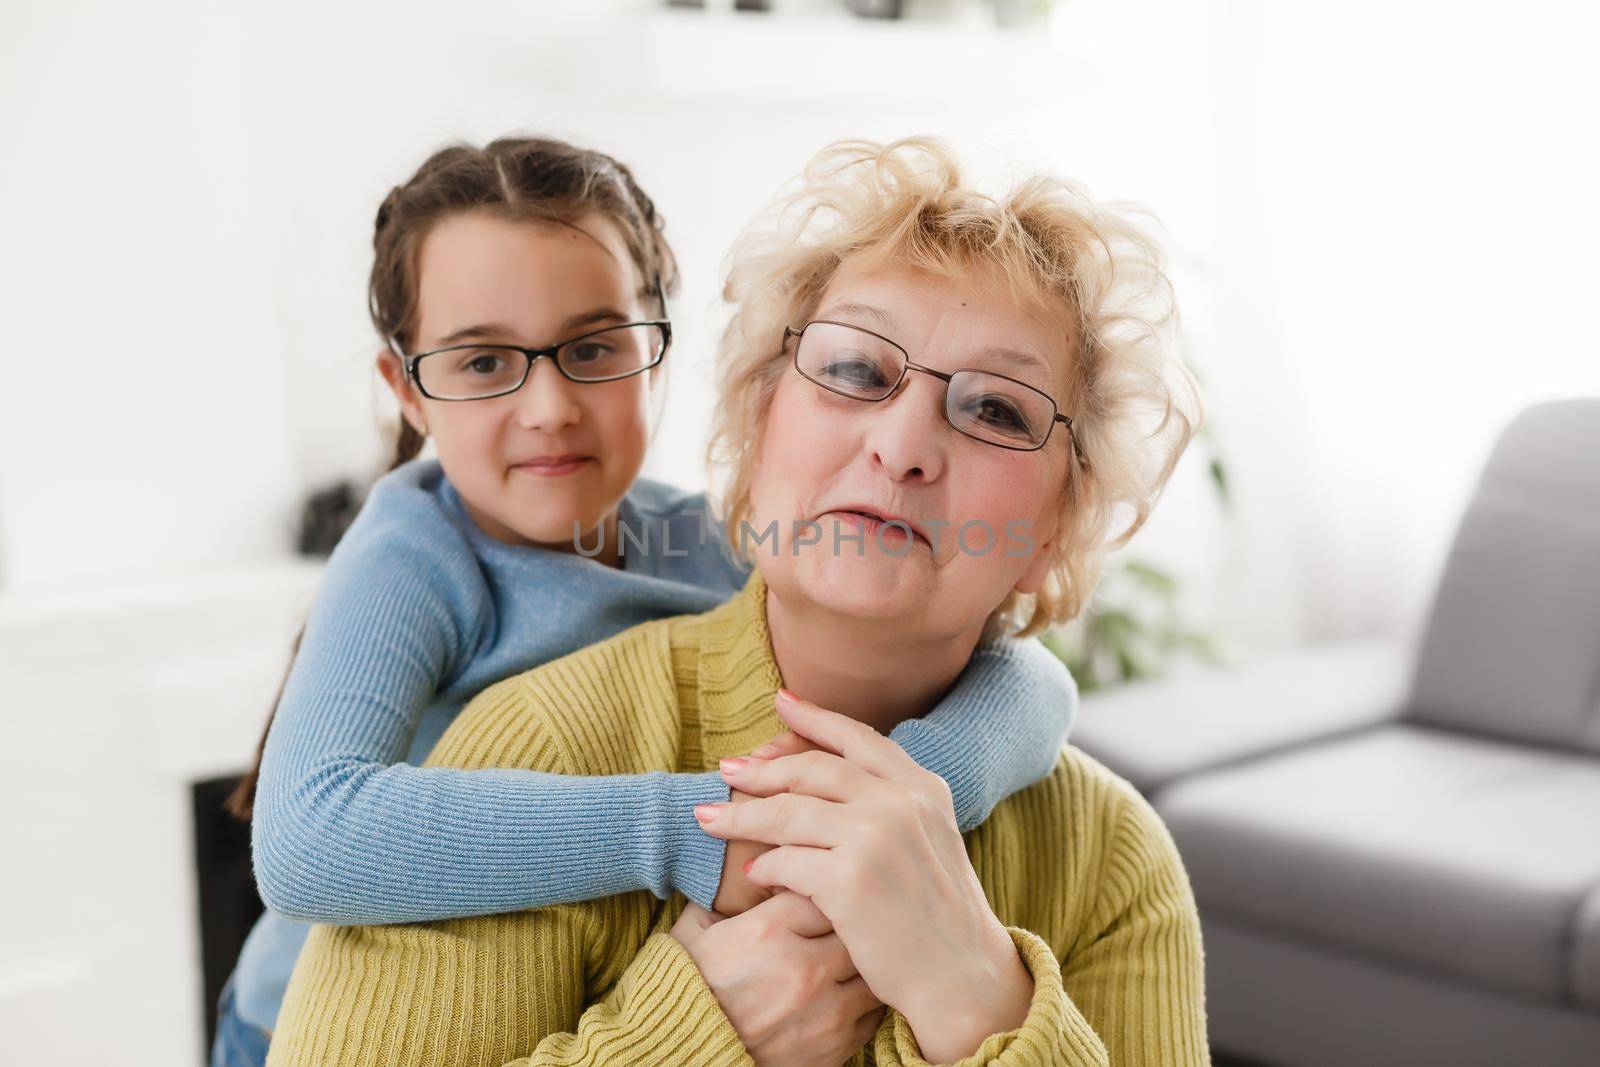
[773,690,913,780]
[836,975,884,1021]
[694,792,849,848]
[675,902,718,932]
[743,888,832,938]
[807,931,858,983]
[680,901,716,924]
[744,843,832,901]
[746,728,818,761]
[850,1003,887,1052]
[720,748,880,804]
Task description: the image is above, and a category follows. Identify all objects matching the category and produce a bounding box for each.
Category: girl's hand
[711,729,823,917]
[693,691,1035,1064]
[670,892,884,1067]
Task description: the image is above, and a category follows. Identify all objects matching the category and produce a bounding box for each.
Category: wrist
[903,920,1033,1062]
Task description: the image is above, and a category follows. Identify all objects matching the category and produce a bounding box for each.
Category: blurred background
[2,0,1597,1063]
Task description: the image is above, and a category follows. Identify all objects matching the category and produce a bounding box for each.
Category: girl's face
[378,211,657,553]
[747,261,1073,644]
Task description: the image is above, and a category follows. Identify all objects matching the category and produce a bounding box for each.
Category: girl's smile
[513,454,594,477]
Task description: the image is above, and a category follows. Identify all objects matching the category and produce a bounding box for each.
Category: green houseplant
[1042,412,1233,694]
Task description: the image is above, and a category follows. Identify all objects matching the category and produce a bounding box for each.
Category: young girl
[211,135,1078,1066]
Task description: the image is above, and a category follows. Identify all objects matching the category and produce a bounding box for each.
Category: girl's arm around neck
[886,637,1078,833]
[252,492,732,925]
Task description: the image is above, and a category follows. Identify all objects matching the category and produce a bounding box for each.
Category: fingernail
[776,688,798,704]
[749,743,779,759]
[742,858,755,875]
[693,803,723,823]
[719,757,748,776]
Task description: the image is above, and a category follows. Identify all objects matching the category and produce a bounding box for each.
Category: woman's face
[378,210,657,550]
[747,260,1073,643]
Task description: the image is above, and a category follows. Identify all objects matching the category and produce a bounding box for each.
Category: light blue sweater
[230,458,1078,1031]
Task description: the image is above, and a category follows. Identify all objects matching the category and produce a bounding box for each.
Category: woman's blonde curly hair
[707,137,1203,637]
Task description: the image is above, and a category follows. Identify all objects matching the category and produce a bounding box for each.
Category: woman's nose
[864,371,947,483]
[514,357,582,432]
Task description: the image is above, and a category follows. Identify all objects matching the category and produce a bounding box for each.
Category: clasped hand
[670,690,1033,1066]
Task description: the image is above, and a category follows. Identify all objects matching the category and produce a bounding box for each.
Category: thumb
[746,889,832,938]
[675,901,720,934]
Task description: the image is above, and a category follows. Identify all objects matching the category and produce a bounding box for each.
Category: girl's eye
[568,342,616,364]
[460,351,509,375]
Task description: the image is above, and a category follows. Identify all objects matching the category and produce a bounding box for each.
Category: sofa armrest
[1071,638,1413,795]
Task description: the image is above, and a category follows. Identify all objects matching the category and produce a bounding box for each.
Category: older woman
[266,138,1206,1066]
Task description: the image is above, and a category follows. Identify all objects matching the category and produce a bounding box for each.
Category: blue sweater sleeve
[886,636,1079,832]
[251,494,731,925]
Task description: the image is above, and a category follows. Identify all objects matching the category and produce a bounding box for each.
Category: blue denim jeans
[210,973,271,1067]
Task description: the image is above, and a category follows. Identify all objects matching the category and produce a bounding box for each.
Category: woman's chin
[791,551,936,621]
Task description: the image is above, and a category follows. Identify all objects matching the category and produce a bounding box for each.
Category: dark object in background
[734,0,773,10]
[296,480,364,557]
[846,0,904,16]
[191,774,266,1057]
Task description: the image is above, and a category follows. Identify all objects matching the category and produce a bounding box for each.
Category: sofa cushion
[1157,723,1600,1001]
[1405,398,1600,752]
[1072,638,1408,794]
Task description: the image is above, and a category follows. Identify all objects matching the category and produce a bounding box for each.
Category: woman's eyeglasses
[784,320,1083,462]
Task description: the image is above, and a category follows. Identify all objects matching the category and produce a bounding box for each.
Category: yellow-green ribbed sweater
[267,571,1209,1066]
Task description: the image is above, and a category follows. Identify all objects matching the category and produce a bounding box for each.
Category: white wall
[1,0,299,596]
[1269,0,1600,640]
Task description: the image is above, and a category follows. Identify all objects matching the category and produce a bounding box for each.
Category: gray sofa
[1072,398,1600,1066]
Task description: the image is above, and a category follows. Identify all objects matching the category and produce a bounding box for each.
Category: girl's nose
[514,357,582,432]
[864,371,947,483]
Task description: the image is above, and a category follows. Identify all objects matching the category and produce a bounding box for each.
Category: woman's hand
[670,891,884,1067]
[693,691,1035,1064]
[712,729,824,917]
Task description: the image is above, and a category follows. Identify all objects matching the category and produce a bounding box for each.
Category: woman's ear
[1012,507,1065,596]
[375,348,429,436]
[1013,536,1055,596]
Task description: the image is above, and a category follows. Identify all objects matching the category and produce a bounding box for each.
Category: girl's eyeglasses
[399,320,670,400]
[389,275,671,401]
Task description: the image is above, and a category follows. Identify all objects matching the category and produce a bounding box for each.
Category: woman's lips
[513,455,592,477]
[823,510,926,548]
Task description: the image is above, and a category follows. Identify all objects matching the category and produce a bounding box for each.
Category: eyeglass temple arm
[1056,413,1090,468]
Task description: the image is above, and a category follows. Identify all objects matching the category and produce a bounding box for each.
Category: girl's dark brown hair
[224,136,679,821]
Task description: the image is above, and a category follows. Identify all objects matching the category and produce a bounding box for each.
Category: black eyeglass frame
[389,278,672,401]
[783,321,1084,462]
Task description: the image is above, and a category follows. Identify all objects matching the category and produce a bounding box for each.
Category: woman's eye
[967,395,1033,434]
[820,356,887,388]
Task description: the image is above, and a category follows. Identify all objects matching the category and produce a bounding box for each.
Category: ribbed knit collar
[693,569,789,764]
